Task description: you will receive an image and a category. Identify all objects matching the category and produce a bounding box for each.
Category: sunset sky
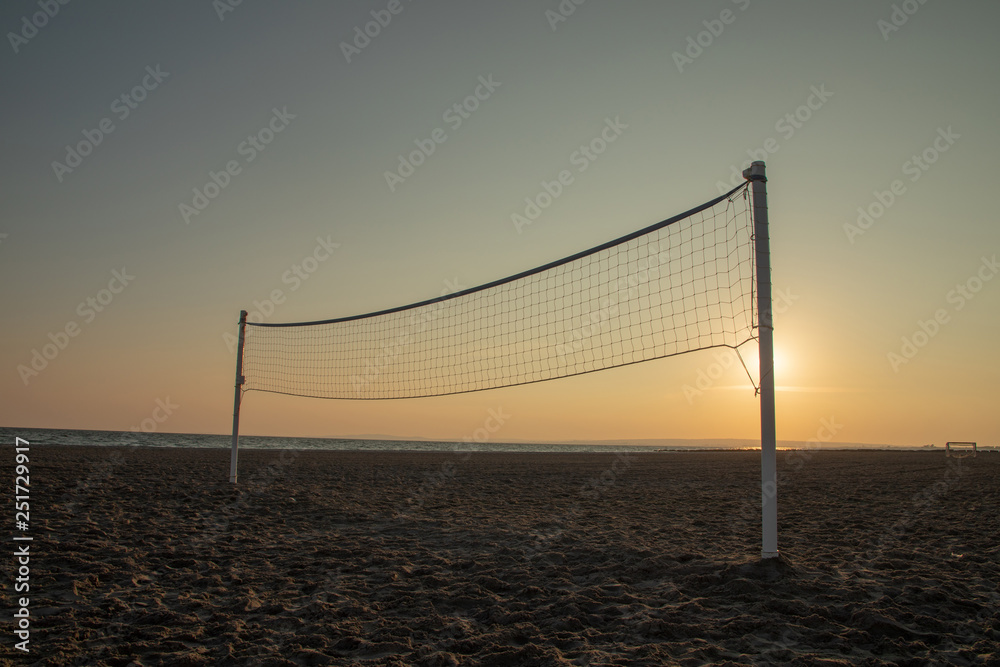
[2,1,997,447]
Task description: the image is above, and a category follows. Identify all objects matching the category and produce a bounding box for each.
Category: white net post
[744,161,779,559]
[229,310,248,483]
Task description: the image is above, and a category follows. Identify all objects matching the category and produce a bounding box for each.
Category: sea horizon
[2,426,989,453]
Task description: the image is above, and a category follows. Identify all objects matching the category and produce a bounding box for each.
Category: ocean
[0,426,965,453]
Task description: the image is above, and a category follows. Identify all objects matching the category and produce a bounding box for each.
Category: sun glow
[773,347,789,378]
[740,342,793,387]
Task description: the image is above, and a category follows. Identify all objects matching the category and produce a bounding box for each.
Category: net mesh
[242,183,755,400]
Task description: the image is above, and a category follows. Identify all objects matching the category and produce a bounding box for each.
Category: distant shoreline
[4,426,992,452]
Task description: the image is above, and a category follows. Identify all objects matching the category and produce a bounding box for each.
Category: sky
[1,0,997,447]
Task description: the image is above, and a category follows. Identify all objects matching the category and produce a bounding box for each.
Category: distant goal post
[945,441,977,458]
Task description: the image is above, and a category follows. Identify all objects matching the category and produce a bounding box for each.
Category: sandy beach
[4,446,998,665]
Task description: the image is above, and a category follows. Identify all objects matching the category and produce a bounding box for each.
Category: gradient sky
[2,1,997,447]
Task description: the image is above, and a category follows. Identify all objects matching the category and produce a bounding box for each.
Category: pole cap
[743,161,767,182]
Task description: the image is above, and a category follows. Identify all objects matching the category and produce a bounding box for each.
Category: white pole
[744,161,779,559]
[229,310,248,484]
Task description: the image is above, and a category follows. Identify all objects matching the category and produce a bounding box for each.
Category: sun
[743,343,793,385]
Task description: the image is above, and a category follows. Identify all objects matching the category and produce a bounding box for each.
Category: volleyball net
[239,182,755,401]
